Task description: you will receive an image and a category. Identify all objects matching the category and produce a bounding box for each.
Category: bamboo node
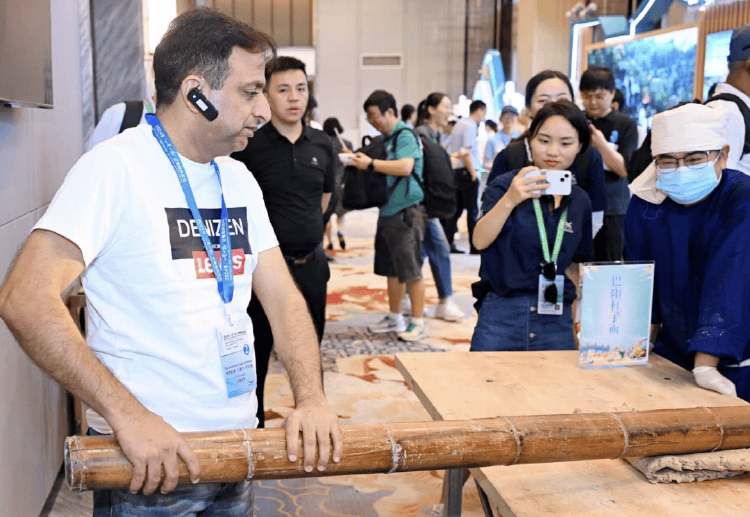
[611,412,629,459]
[382,424,402,474]
[241,429,254,480]
[502,416,522,466]
[704,407,725,452]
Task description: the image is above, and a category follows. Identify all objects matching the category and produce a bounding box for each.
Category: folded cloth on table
[626,449,750,483]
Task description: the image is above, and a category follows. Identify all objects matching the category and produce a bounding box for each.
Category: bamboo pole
[66,406,750,491]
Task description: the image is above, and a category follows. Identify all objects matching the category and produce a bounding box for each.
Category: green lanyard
[532,198,568,267]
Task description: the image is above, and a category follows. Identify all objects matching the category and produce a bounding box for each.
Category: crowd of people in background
[76,19,750,413]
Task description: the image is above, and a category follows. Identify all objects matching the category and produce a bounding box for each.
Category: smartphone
[524,169,572,196]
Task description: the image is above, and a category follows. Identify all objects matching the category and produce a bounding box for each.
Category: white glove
[692,366,737,397]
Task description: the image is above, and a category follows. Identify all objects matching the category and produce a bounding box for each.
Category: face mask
[655,159,720,205]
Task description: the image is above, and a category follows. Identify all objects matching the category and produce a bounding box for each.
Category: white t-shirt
[707,83,750,175]
[35,124,278,432]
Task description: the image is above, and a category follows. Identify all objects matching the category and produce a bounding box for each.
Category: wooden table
[395,351,750,517]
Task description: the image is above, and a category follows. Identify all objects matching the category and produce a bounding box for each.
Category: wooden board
[396,351,750,517]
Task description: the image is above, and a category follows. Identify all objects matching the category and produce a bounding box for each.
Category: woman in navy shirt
[472,101,594,351]
[487,71,606,236]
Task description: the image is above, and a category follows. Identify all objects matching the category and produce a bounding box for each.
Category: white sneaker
[434,300,464,322]
[368,314,406,334]
[398,320,427,341]
[401,297,412,315]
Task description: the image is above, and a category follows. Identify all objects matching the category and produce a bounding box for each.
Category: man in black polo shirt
[232,56,334,427]
[580,66,637,261]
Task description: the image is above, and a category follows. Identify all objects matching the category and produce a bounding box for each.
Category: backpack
[341,130,406,210]
[118,100,143,133]
[628,93,750,181]
[505,139,591,192]
[411,130,456,219]
[342,127,457,214]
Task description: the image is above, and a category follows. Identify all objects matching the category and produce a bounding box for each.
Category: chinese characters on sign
[609,275,622,336]
[579,263,654,369]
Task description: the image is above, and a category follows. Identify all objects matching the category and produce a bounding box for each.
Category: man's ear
[719,144,730,169]
[180,76,204,114]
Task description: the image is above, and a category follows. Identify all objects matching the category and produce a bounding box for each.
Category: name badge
[216,318,256,398]
[538,274,564,315]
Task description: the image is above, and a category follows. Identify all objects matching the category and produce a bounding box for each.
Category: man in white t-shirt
[707,24,750,175]
[0,8,341,516]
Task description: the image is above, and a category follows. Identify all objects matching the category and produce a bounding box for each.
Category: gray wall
[91,0,145,120]
[316,0,467,143]
[0,1,84,514]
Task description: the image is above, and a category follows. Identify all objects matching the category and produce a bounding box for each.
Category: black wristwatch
[367,158,375,171]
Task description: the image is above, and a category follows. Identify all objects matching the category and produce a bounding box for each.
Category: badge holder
[216,309,256,398]
[538,273,564,315]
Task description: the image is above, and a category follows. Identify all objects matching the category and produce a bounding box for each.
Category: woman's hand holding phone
[507,167,550,206]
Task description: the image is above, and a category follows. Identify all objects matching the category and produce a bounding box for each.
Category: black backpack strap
[504,139,530,171]
[708,92,750,155]
[119,100,143,134]
[573,147,591,190]
[394,128,425,197]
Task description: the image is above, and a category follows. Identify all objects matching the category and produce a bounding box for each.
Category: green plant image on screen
[588,27,698,129]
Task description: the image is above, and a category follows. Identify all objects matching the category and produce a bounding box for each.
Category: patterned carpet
[48,209,485,516]
[256,210,484,516]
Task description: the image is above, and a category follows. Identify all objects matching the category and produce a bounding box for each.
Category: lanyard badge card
[216,316,256,398]
[533,199,567,316]
[146,114,256,398]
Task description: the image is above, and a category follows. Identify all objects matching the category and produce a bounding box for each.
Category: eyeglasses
[655,151,720,173]
[542,262,558,304]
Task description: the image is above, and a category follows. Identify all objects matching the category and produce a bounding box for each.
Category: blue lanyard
[146,114,234,306]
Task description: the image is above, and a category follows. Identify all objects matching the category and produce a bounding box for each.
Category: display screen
[0,0,53,108]
[588,26,698,129]
[703,29,732,100]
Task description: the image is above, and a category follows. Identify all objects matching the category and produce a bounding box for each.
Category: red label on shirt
[192,249,246,279]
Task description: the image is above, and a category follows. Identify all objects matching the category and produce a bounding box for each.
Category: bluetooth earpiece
[187,87,219,121]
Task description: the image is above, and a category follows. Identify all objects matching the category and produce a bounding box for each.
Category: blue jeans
[471,292,575,351]
[421,217,453,299]
[89,432,253,516]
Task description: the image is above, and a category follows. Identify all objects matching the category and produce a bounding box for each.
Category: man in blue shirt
[444,100,487,254]
[626,103,750,401]
[350,90,427,341]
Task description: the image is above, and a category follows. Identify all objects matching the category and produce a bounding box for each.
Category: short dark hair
[153,8,275,108]
[416,92,448,127]
[485,120,498,132]
[265,55,307,82]
[579,65,615,92]
[401,104,416,122]
[613,88,625,110]
[525,70,575,108]
[469,100,487,114]
[323,117,343,137]
[364,90,397,116]
[528,100,590,155]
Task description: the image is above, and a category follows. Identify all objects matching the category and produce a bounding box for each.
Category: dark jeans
[593,214,625,262]
[441,168,479,253]
[248,246,329,428]
[470,292,575,352]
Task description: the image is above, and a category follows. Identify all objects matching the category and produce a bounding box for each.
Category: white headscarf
[630,103,729,204]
